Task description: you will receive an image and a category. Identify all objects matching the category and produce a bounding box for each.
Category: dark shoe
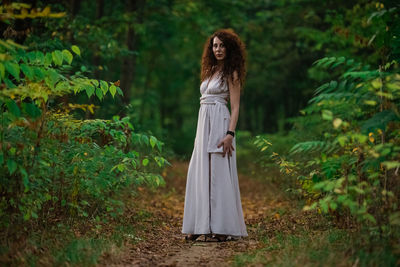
[205,234,228,242]
[185,234,200,241]
[204,233,212,242]
[214,234,228,242]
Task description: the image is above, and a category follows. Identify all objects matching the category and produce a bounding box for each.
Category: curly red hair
[201,29,246,88]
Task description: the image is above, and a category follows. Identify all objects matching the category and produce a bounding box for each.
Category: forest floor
[98,160,358,267]
[4,159,395,266]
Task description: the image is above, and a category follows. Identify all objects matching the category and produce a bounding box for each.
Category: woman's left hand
[217,135,235,157]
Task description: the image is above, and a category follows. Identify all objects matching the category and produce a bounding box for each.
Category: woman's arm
[228,70,241,132]
[217,71,241,157]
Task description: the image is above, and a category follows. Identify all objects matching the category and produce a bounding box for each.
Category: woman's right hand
[217,135,235,157]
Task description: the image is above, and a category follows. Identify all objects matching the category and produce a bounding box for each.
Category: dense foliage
[16,0,361,154]
[1,0,399,265]
[255,1,400,243]
[0,3,167,232]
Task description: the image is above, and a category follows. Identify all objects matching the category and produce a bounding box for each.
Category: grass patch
[235,225,400,266]
[53,238,107,266]
[233,227,378,267]
[0,205,154,266]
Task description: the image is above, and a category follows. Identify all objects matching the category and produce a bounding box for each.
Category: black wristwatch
[226,130,235,137]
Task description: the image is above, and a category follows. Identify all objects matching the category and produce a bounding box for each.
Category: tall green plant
[254,2,400,238]
[0,3,169,229]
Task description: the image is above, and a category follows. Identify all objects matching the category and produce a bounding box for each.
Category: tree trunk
[92,0,104,80]
[120,0,145,106]
[69,0,81,17]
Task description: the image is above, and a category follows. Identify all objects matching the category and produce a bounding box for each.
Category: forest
[0,0,399,266]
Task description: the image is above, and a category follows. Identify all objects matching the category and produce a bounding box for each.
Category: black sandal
[185,234,201,241]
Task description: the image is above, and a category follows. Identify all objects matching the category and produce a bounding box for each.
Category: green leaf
[23,213,31,221]
[320,201,329,213]
[6,99,21,117]
[0,62,5,79]
[4,61,20,81]
[322,110,333,121]
[44,69,60,89]
[20,63,34,80]
[33,67,45,81]
[21,168,29,192]
[387,81,400,91]
[35,51,44,64]
[361,110,399,133]
[117,164,125,172]
[382,161,400,170]
[22,102,42,119]
[85,84,95,98]
[26,51,36,62]
[44,52,52,66]
[0,153,3,164]
[4,77,16,88]
[313,181,327,190]
[329,80,337,90]
[371,78,382,89]
[95,87,103,100]
[51,50,63,66]
[62,49,73,64]
[7,159,17,174]
[91,79,99,87]
[131,159,137,169]
[55,80,70,92]
[109,84,117,98]
[100,80,108,93]
[351,186,365,194]
[71,45,81,56]
[81,200,90,206]
[364,100,377,106]
[150,136,157,148]
[142,158,149,166]
[363,213,376,224]
[141,135,149,146]
[31,211,38,219]
[156,141,162,152]
[154,156,163,167]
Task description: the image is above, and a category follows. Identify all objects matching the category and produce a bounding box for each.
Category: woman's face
[212,36,226,61]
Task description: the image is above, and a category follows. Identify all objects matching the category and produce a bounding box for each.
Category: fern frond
[289,140,339,155]
[361,110,400,133]
[342,70,380,80]
[308,92,357,104]
[314,79,357,96]
[313,56,360,70]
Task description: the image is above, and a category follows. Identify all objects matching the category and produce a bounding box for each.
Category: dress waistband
[200,93,229,105]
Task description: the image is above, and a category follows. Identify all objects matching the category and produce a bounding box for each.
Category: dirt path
[100,160,292,266]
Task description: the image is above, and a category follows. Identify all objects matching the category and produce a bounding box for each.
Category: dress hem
[181,230,248,237]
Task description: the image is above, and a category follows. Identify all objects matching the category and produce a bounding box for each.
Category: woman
[182,29,248,242]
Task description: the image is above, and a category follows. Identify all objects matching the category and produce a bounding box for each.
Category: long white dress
[182,72,248,237]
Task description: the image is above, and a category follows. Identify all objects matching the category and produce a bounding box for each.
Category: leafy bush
[254,3,400,239]
[0,4,168,230]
